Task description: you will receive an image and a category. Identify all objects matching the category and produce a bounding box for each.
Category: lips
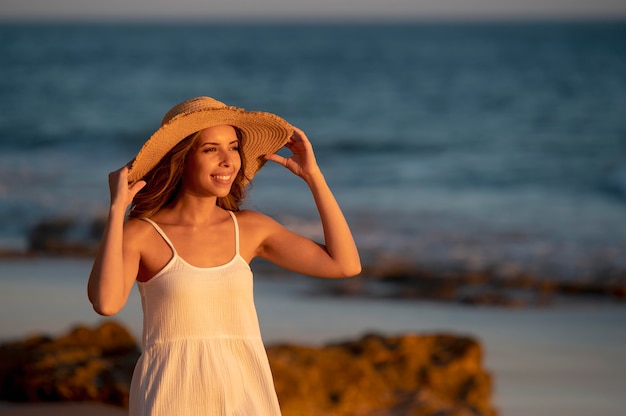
[211,174,233,185]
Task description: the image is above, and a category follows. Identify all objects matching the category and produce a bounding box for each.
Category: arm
[87,165,146,316]
[261,127,361,278]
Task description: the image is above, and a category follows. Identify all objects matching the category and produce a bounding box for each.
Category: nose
[219,149,238,167]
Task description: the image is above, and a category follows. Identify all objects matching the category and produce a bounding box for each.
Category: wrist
[302,169,324,185]
[109,202,129,217]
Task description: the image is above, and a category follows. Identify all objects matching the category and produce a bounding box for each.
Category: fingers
[291,125,306,138]
[265,126,317,178]
[264,153,290,168]
[108,160,135,179]
[129,180,147,197]
[110,164,130,178]
[288,126,315,154]
[289,126,309,142]
[110,160,142,188]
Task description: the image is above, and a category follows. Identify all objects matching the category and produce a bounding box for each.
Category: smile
[212,175,232,181]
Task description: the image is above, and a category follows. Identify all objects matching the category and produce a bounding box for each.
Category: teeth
[213,175,231,180]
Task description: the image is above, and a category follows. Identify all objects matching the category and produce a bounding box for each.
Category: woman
[87,96,361,415]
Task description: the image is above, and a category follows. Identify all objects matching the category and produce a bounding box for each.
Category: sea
[1,20,626,416]
[1,21,626,281]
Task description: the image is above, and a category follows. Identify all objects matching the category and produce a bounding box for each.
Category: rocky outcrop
[0,322,139,407]
[27,217,105,256]
[268,333,495,416]
[314,259,626,307]
[0,323,496,416]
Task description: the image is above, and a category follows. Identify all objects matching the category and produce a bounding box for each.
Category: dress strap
[140,218,177,254]
[227,211,240,255]
[141,214,239,256]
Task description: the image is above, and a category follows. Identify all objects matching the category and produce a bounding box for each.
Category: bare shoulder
[123,218,155,247]
[234,210,286,258]
[235,209,280,229]
[124,217,152,233]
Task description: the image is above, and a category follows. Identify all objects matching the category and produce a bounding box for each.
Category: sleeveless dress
[128,211,282,416]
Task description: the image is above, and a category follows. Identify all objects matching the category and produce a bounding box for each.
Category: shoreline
[3,212,625,308]
[2,253,624,310]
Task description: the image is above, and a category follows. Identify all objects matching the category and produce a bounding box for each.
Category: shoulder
[123,217,157,247]
[234,209,281,231]
[233,209,288,246]
[124,217,152,233]
[232,210,285,259]
[234,209,272,221]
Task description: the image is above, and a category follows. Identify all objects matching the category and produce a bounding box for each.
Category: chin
[215,188,234,198]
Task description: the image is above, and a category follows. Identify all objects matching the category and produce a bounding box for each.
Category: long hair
[128,128,247,219]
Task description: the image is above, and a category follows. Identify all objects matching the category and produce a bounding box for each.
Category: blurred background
[1,1,626,416]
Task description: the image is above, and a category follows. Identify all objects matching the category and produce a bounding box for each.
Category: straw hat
[128,96,293,184]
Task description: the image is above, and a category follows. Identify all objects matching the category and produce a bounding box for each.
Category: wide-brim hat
[128,96,293,185]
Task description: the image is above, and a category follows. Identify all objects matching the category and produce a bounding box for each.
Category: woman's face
[182,125,242,198]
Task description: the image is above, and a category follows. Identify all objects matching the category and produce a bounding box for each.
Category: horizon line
[2,13,626,25]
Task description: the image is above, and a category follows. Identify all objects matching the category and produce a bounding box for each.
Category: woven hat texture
[128,96,292,184]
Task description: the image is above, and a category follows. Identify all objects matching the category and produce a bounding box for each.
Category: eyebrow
[199,140,239,146]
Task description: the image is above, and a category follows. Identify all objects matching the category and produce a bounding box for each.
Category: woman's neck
[156,193,224,226]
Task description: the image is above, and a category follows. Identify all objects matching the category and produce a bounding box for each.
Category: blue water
[1,21,626,280]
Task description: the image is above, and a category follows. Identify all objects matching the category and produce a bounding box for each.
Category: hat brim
[128,107,293,185]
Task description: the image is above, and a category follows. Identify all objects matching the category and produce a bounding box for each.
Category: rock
[0,321,140,407]
[0,324,496,416]
[360,258,626,306]
[27,217,103,256]
[267,332,496,416]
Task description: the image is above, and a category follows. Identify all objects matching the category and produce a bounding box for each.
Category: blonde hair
[129,128,248,219]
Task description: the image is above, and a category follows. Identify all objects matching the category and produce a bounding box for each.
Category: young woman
[87,96,361,415]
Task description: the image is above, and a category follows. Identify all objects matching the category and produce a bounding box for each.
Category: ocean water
[1,21,626,281]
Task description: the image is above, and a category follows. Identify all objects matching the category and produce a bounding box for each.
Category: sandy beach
[1,258,626,416]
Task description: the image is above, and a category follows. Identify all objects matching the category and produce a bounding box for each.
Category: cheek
[183,155,198,176]
[182,154,208,184]
[234,152,243,171]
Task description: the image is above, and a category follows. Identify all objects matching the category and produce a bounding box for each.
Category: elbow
[88,287,125,316]
[348,264,363,278]
[92,303,122,316]
[89,296,123,316]
[338,262,362,279]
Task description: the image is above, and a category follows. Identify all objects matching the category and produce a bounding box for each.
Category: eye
[202,147,217,153]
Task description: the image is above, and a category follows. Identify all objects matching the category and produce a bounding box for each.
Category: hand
[264,126,322,181]
[108,161,146,209]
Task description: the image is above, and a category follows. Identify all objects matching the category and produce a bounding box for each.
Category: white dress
[129,212,282,416]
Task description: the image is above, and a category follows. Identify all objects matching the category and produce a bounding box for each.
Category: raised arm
[87,165,146,316]
[261,127,361,278]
